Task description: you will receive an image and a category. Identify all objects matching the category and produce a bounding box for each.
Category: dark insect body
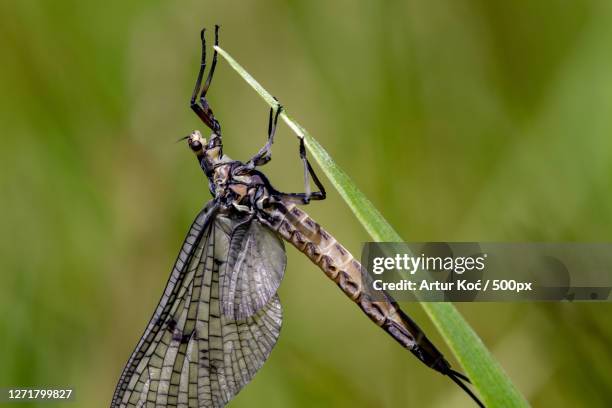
[111,26,484,408]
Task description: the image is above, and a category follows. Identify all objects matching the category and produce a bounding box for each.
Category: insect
[111,26,484,408]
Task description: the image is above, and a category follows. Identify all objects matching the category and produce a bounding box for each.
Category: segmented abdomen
[263,204,416,346]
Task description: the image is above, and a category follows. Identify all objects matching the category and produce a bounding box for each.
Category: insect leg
[190,26,221,135]
[247,103,283,168]
[275,137,326,204]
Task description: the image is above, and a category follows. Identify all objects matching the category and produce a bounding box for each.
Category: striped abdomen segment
[263,201,449,372]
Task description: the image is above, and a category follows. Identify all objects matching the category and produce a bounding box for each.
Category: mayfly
[111,26,484,408]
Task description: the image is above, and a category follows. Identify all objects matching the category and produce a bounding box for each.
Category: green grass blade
[215,45,530,408]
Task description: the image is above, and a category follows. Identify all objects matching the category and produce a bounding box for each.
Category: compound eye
[189,139,203,152]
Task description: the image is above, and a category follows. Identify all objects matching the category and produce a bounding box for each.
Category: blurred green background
[1,0,611,407]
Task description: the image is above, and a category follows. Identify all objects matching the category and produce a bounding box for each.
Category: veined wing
[111,203,283,408]
[221,218,286,320]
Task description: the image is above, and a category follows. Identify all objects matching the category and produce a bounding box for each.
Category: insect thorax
[207,159,273,216]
